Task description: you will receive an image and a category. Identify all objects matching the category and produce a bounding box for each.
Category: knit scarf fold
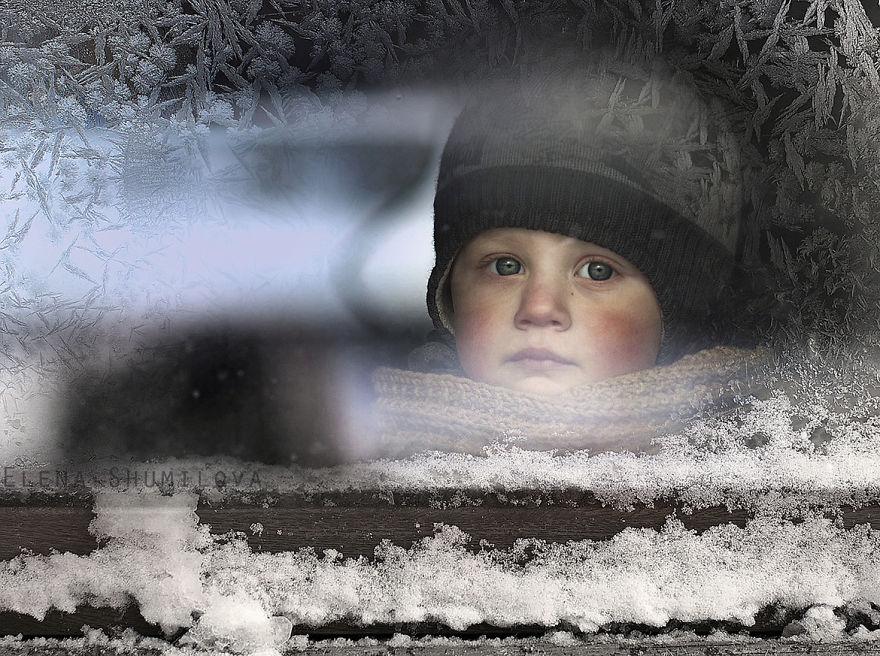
[371,346,771,458]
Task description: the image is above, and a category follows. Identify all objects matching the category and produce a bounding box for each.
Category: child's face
[449,228,663,395]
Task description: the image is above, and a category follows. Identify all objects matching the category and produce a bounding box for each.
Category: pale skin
[449,228,663,396]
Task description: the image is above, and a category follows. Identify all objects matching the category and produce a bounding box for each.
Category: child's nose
[513,277,572,331]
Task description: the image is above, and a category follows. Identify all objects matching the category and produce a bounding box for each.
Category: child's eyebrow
[470,235,532,249]
[471,239,515,250]
[473,235,619,257]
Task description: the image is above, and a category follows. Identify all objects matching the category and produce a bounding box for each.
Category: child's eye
[492,257,523,276]
[577,260,615,281]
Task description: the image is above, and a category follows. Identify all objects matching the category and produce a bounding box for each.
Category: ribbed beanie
[427,52,747,365]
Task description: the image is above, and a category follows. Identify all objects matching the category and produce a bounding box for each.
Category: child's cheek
[456,312,499,354]
[453,302,509,378]
[585,306,661,371]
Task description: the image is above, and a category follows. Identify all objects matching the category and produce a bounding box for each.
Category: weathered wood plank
[0,506,96,559]
[0,605,163,639]
[1,499,749,560]
[201,504,749,556]
[4,499,880,562]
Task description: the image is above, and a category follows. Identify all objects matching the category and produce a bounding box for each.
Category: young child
[442,226,663,396]
[368,50,767,456]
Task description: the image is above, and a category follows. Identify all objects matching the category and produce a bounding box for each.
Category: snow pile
[6,493,880,648]
[0,493,292,654]
[781,604,847,640]
[203,517,880,634]
[178,592,292,654]
[0,493,207,632]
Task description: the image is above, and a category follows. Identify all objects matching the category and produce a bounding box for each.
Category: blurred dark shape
[58,103,445,467]
[59,321,424,466]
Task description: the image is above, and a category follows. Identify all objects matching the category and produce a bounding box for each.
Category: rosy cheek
[585,308,661,372]
[454,305,508,379]
[455,315,493,361]
[460,314,495,346]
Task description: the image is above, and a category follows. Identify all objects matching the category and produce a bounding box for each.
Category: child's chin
[505,375,571,396]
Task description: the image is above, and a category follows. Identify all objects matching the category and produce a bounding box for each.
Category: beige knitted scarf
[370,346,770,458]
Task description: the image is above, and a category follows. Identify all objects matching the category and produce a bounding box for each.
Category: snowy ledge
[2,390,880,653]
[2,389,880,516]
[4,493,880,653]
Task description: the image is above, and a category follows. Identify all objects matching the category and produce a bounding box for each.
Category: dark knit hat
[427,53,747,365]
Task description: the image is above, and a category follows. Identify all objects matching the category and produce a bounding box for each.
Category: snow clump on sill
[0,493,208,633]
[4,492,880,648]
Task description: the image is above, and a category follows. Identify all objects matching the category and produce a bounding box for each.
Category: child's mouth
[508,348,574,369]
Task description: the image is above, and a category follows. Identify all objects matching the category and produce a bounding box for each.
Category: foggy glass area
[1,89,461,466]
